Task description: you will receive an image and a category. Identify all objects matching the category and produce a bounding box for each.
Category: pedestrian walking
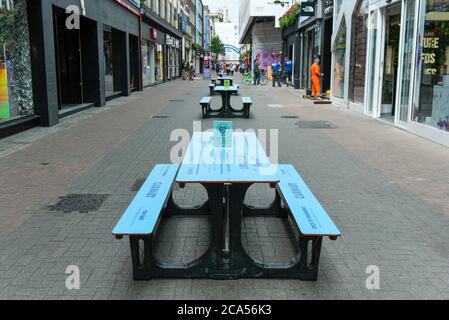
[271,59,282,87]
[284,57,293,87]
[189,61,194,81]
[181,61,186,80]
[254,58,261,86]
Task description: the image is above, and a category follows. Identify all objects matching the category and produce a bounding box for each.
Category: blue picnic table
[113,132,341,280]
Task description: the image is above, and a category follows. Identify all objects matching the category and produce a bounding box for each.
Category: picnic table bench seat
[276,164,341,280]
[241,97,252,118]
[112,164,179,279]
[200,96,212,117]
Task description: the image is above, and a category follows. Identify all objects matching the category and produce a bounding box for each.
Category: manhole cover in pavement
[152,115,170,119]
[48,194,109,213]
[130,178,146,192]
[295,121,337,129]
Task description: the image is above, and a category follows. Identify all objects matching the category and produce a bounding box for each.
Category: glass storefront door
[104,26,114,97]
[397,0,417,126]
[365,9,380,115]
[300,26,321,90]
[142,40,155,87]
[380,4,402,122]
[54,8,83,108]
[155,44,164,83]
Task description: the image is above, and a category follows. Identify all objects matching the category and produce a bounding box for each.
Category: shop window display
[155,44,164,83]
[349,0,369,104]
[333,20,347,99]
[142,40,155,87]
[414,0,449,131]
[0,3,33,121]
[0,45,17,120]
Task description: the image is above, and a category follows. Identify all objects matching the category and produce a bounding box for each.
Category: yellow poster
[0,63,11,120]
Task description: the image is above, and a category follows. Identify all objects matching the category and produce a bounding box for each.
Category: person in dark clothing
[253,58,261,86]
[284,57,293,87]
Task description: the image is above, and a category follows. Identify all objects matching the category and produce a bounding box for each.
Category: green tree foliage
[210,36,225,59]
[192,43,205,56]
[279,3,301,29]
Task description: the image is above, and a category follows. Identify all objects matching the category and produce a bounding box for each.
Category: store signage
[323,0,333,16]
[214,121,233,149]
[423,31,439,76]
[151,28,158,40]
[300,1,315,17]
[166,37,175,46]
[203,68,211,80]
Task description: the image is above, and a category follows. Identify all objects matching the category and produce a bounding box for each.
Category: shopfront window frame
[412,0,449,133]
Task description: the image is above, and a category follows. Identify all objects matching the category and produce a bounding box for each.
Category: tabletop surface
[176,132,279,184]
[214,85,239,92]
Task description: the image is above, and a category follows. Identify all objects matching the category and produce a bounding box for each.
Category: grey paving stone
[0,77,449,300]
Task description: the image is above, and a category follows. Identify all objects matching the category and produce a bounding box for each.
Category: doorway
[53,7,82,108]
[322,18,333,94]
[365,3,404,122]
[380,4,401,122]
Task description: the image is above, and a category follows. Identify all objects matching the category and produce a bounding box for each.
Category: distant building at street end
[213,7,240,64]
[239,0,294,75]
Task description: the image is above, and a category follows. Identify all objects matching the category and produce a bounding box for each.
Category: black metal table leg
[128,184,227,280]
[226,183,323,280]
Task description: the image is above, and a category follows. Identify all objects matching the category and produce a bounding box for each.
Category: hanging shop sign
[166,37,175,46]
[323,0,333,16]
[300,1,316,17]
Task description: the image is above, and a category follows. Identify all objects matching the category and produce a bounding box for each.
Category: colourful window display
[0,62,10,120]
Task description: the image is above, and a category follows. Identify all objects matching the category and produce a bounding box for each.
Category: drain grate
[281,116,299,119]
[48,194,109,213]
[295,121,337,129]
[152,115,170,119]
[130,178,146,192]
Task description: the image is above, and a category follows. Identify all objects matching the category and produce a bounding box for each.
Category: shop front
[141,9,183,85]
[332,0,449,147]
[26,0,141,128]
[166,36,181,81]
[297,0,333,93]
[142,38,156,87]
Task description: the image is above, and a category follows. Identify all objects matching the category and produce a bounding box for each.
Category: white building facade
[239,0,295,72]
[214,8,240,64]
[332,0,449,147]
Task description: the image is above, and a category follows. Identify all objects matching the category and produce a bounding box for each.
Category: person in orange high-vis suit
[310,58,322,98]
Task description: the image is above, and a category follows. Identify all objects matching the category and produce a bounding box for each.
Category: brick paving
[0,76,449,300]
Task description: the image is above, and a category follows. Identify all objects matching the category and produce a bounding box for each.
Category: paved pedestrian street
[1,77,449,300]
